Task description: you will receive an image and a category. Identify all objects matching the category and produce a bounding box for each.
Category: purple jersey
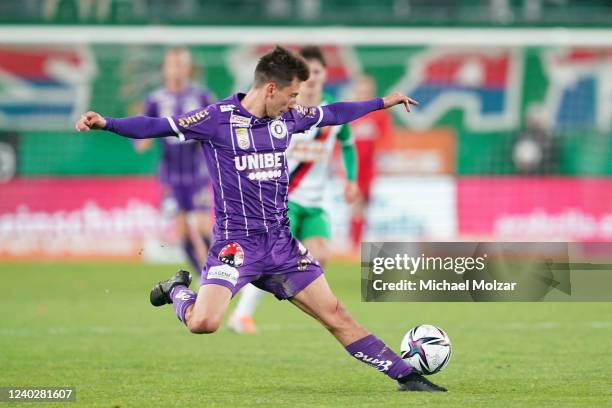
[166,93,324,239]
[144,86,213,186]
[105,93,382,240]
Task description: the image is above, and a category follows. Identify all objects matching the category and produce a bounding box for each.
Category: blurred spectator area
[3,0,612,26]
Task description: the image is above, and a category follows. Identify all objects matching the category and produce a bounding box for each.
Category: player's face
[266,77,301,118]
[301,59,326,93]
[163,49,192,83]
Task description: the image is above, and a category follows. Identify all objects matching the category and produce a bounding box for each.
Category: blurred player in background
[134,47,214,273]
[349,74,393,251]
[227,46,359,334]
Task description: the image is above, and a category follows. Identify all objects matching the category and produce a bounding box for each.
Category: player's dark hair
[299,46,326,67]
[254,46,309,88]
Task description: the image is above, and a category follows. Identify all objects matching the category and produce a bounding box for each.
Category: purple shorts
[165,183,211,213]
[200,226,323,300]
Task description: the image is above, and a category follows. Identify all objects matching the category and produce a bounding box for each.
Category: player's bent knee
[187,316,221,334]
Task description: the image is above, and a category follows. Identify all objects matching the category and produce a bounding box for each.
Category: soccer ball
[400,324,452,375]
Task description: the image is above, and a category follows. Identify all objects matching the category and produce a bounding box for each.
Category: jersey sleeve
[337,124,357,182]
[319,98,383,127]
[292,104,324,133]
[167,104,218,142]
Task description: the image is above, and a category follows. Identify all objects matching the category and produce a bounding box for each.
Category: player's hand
[75,111,106,132]
[344,181,359,204]
[382,92,419,112]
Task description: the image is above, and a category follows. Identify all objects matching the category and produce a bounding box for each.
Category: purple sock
[345,334,412,380]
[182,240,200,272]
[170,285,196,325]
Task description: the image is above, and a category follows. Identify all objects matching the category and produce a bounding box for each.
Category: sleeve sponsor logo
[177,108,210,129]
[294,104,318,118]
[206,264,239,286]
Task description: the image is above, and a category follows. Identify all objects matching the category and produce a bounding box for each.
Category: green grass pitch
[1,260,610,407]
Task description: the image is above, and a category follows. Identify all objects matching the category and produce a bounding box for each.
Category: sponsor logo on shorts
[207,264,239,286]
[353,351,393,372]
[296,240,313,271]
[297,256,312,271]
[218,242,245,267]
[235,128,250,150]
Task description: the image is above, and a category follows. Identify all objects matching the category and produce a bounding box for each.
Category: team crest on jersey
[270,119,288,139]
[235,128,250,149]
[218,242,245,267]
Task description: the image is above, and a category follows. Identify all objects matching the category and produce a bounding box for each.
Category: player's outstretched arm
[336,124,359,203]
[75,111,174,139]
[319,92,418,127]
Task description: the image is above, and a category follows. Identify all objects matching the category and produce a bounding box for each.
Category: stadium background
[1,2,612,407]
[4,2,612,259]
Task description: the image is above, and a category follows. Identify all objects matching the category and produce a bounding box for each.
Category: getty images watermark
[370,252,515,291]
[361,242,612,302]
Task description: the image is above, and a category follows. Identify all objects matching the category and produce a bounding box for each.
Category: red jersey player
[349,74,393,250]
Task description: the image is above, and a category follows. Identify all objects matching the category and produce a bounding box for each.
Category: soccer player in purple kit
[75,46,446,392]
[134,47,214,273]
